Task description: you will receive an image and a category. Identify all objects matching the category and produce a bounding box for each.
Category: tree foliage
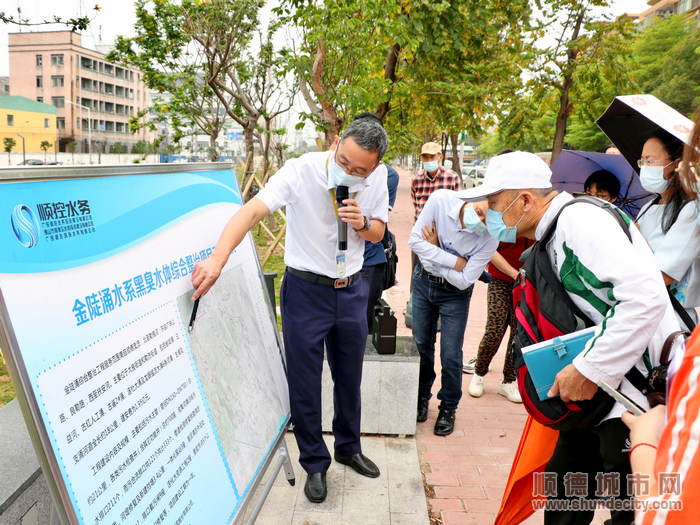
[280,0,532,155]
[501,0,637,161]
[633,16,700,116]
[110,0,295,165]
[4,137,16,165]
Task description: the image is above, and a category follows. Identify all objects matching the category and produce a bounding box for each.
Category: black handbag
[626,292,695,407]
[381,228,398,290]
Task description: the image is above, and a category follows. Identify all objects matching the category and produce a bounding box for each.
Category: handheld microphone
[336,185,349,251]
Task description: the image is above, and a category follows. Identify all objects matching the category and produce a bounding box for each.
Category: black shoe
[304,472,327,503]
[434,408,455,436]
[416,397,429,422]
[334,452,380,478]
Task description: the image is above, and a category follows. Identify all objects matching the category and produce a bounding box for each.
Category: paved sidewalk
[244,432,430,525]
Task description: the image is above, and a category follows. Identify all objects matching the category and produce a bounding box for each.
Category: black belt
[417,264,446,284]
[287,267,361,289]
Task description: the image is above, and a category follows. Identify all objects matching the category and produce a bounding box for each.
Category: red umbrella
[494,416,559,525]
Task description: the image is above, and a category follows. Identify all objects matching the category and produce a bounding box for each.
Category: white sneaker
[463,356,477,374]
[468,374,485,397]
[498,381,522,403]
[463,357,492,374]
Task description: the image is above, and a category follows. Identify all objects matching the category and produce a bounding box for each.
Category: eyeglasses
[335,151,370,178]
[637,158,672,168]
[585,191,612,201]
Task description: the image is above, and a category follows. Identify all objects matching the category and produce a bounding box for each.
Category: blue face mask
[463,204,486,233]
[329,153,366,187]
[639,165,671,194]
[486,193,525,243]
[423,160,439,172]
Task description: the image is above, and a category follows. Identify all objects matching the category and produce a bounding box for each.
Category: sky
[0,0,653,138]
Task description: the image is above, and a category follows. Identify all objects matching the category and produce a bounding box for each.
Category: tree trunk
[450,133,461,177]
[551,93,572,163]
[375,43,401,120]
[243,119,256,166]
[551,9,585,164]
[209,134,220,162]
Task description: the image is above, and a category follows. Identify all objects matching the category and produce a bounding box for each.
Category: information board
[0,164,290,525]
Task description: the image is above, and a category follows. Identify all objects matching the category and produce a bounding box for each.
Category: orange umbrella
[494,416,559,525]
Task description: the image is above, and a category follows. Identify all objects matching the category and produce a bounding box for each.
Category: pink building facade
[8,31,151,153]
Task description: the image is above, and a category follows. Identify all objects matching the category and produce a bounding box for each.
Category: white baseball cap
[457,151,553,202]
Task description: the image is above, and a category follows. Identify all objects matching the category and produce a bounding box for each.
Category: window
[36,54,42,66]
[44,118,50,129]
[76,96,80,105]
[99,62,104,73]
[7,114,14,126]
[51,75,64,87]
[3,85,8,93]
[81,78,92,90]
[57,117,65,129]
[105,102,114,113]
[137,90,140,100]
[37,97,43,103]
[50,54,64,66]
[36,76,43,88]
[99,101,104,112]
[51,96,65,108]
[130,71,134,82]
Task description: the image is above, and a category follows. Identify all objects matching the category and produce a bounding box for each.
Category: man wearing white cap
[457,151,680,525]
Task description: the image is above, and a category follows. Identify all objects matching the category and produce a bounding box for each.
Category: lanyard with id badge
[327,153,355,279]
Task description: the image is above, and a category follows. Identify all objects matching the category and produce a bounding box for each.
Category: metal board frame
[0,163,290,525]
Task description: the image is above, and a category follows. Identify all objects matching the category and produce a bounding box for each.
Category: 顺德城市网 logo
[11,204,40,248]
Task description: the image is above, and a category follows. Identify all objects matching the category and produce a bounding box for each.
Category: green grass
[252,215,286,331]
[0,352,17,408]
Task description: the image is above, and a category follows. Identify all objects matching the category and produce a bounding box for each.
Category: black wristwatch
[354,216,370,232]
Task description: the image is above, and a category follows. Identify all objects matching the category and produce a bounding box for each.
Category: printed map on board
[177,266,287,493]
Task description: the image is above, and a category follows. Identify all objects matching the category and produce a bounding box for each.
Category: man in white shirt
[457,151,680,525]
[191,114,389,504]
[409,189,498,436]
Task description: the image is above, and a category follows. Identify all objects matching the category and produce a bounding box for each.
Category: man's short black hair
[341,112,389,161]
[584,170,620,198]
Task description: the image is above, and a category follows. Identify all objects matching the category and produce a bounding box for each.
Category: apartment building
[629,0,700,27]
[8,31,151,153]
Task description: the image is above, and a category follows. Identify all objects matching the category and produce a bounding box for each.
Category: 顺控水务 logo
[11,204,40,248]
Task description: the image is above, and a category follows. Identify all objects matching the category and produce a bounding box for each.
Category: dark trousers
[280,269,369,474]
[412,264,474,411]
[360,263,387,331]
[545,418,634,525]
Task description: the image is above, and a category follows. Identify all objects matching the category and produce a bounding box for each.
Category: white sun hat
[456,151,553,202]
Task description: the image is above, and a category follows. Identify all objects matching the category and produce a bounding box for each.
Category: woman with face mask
[620,111,700,525]
[636,129,700,329]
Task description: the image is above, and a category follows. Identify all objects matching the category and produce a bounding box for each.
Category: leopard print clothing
[474,277,517,382]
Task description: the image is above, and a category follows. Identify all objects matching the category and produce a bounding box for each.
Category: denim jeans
[412,264,474,412]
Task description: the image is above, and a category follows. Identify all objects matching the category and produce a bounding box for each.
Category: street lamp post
[66,100,92,165]
[16,134,25,165]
